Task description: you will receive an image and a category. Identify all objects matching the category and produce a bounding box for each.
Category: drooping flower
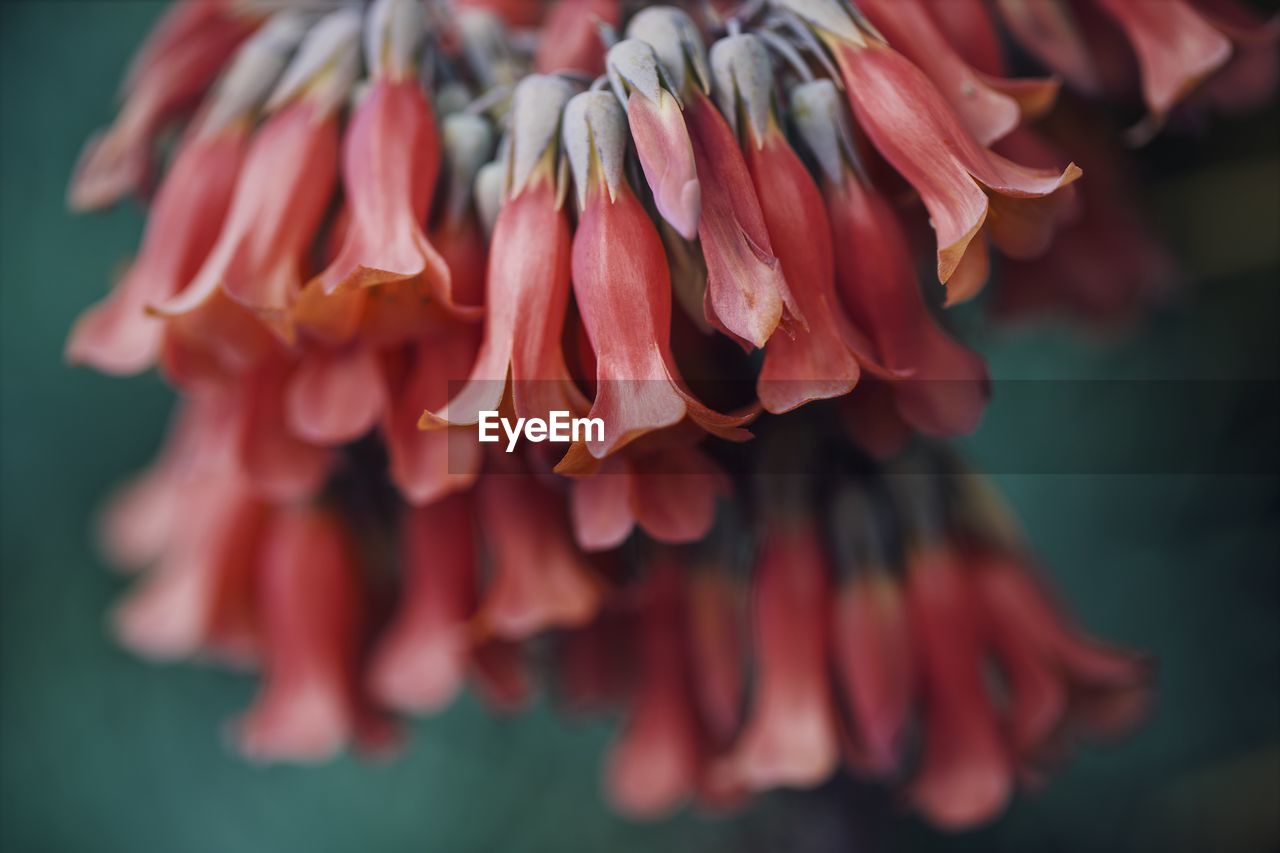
[791,80,989,437]
[67,0,257,211]
[235,506,390,764]
[474,463,603,639]
[778,0,1081,303]
[294,0,472,349]
[368,495,477,714]
[856,0,1060,146]
[604,556,703,818]
[66,13,308,375]
[152,8,359,376]
[711,34,893,413]
[422,75,587,430]
[559,90,752,460]
[725,507,841,790]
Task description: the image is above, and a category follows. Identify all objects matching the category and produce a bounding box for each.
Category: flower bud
[789,79,858,184]
[267,6,362,114]
[562,91,629,207]
[626,6,711,95]
[364,0,427,80]
[508,74,577,197]
[709,33,774,142]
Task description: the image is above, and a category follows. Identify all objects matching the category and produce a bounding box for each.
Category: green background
[1,3,1276,851]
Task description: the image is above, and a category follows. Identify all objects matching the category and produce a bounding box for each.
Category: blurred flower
[70,0,1269,836]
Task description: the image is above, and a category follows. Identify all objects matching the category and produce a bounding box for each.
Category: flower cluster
[68,0,1270,832]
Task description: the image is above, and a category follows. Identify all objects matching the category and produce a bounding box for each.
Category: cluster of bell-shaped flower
[68,0,1266,831]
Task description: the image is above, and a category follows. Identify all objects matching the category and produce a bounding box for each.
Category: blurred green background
[1,2,1277,851]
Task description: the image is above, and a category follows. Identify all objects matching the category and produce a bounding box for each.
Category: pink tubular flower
[970,550,1152,762]
[727,513,840,790]
[67,0,256,211]
[384,326,484,506]
[423,75,586,430]
[606,38,701,241]
[779,0,1081,301]
[368,496,477,714]
[66,14,312,375]
[235,507,368,764]
[232,356,334,502]
[685,558,745,749]
[153,10,359,367]
[1094,0,1232,123]
[475,466,602,639]
[567,431,730,550]
[534,0,620,76]
[906,545,1012,830]
[67,129,244,375]
[605,557,702,818]
[297,0,471,347]
[856,0,1059,146]
[561,91,751,459]
[790,80,988,437]
[711,35,889,413]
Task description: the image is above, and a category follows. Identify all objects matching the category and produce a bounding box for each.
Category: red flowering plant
[68,0,1272,833]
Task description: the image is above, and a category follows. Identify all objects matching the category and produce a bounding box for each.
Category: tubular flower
[724,506,841,790]
[561,91,751,460]
[422,75,587,430]
[368,495,477,714]
[855,0,1060,146]
[604,557,703,818]
[72,0,1264,834]
[67,13,308,375]
[67,0,257,211]
[235,506,392,764]
[295,0,467,347]
[779,0,1081,302]
[792,80,989,437]
[152,8,358,373]
[711,34,892,413]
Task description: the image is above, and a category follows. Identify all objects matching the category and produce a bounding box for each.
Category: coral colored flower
[561,91,752,458]
[232,356,334,502]
[567,431,730,550]
[112,475,264,665]
[284,344,387,446]
[790,80,988,436]
[67,128,244,375]
[905,545,1012,829]
[295,0,472,348]
[423,76,586,429]
[857,0,1059,146]
[67,13,311,375]
[621,10,803,347]
[67,0,256,211]
[1094,0,1232,123]
[711,35,890,413]
[606,38,701,240]
[970,551,1152,761]
[685,560,745,749]
[475,466,602,639]
[727,514,840,790]
[384,326,484,506]
[153,10,358,369]
[779,0,1081,300]
[235,507,387,763]
[604,558,702,818]
[534,0,619,76]
[368,496,478,714]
